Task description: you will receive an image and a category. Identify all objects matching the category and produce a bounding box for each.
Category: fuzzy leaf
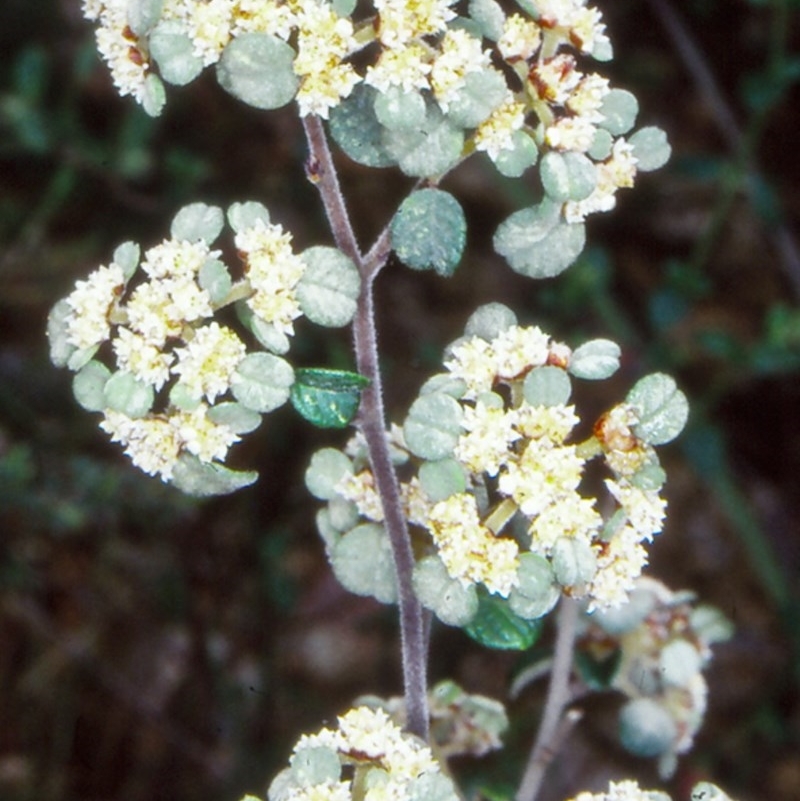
[619,698,677,758]
[413,556,478,626]
[142,73,166,117]
[47,299,75,368]
[493,130,538,178]
[127,0,163,36]
[331,523,398,603]
[627,373,689,445]
[508,554,560,620]
[329,83,396,168]
[598,88,639,136]
[112,241,140,280]
[217,33,299,110]
[291,368,369,428]
[629,125,671,172]
[170,202,224,244]
[569,338,621,379]
[540,151,597,202]
[227,201,271,233]
[523,365,571,406]
[170,454,258,496]
[297,246,360,327]
[464,302,518,340]
[305,447,354,500]
[391,189,466,276]
[445,69,507,128]
[403,393,463,460]
[149,20,204,86]
[419,458,466,502]
[374,86,426,131]
[199,258,232,303]
[72,360,112,412]
[104,371,154,418]
[206,402,262,434]
[231,352,294,413]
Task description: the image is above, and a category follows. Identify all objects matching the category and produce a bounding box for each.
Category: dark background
[1,1,799,800]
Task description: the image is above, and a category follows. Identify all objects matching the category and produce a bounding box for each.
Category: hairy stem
[302,114,430,740]
[516,597,580,801]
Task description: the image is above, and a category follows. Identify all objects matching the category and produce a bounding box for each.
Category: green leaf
[419,458,466,502]
[169,382,202,411]
[588,127,613,161]
[149,20,204,86]
[540,151,597,202]
[72,360,112,412]
[445,69,508,129]
[216,33,299,110]
[227,200,271,233]
[627,373,689,445]
[206,401,262,433]
[574,648,622,690]
[384,102,464,178]
[236,301,291,355]
[297,246,360,327]
[464,302,517,340]
[413,555,479,626]
[291,368,369,428]
[331,523,398,603]
[494,201,586,279]
[104,371,154,418]
[290,746,341,787]
[305,447,354,500]
[618,698,676,758]
[391,189,466,276]
[569,338,621,379]
[47,299,76,368]
[112,241,140,280]
[170,202,224,244]
[127,0,163,36]
[522,365,571,406]
[374,86,427,131]
[598,88,639,136]
[552,536,597,586]
[468,0,505,40]
[199,258,232,303]
[465,591,543,650]
[403,392,463,460]
[493,130,538,178]
[231,352,294,413]
[629,126,671,172]
[329,83,396,168]
[142,72,166,117]
[170,454,258,496]
[508,553,560,620]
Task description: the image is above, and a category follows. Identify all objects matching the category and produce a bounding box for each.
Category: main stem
[302,115,430,740]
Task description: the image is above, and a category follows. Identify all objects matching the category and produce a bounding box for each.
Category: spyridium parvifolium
[47,1,736,800]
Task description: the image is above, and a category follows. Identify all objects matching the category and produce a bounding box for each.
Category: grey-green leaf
[598,88,639,136]
[329,83,396,168]
[374,86,427,132]
[217,33,299,110]
[569,338,621,379]
[171,454,258,496]
[112,241,140,280]
[468,0,505,40]
[523,365,571,406]
[170,202,224,244]
[142,72,166,117]
[508,553,560,620]
[127,0,163,36]
[149,20,204,86]
[104,371,154,418]
[464,302,517,340]
[445,69,507,129]
[493,130,538,178]
[413,555,478,626]
[540,151,597,202]
[297,246,360,327]
[231,352,295,413]
[73,360,112,412]
[403,393,463,460]
[627,373,689,445]
[199,258,232,303]
[305,447,354,500]
[629,125,671,172]
[47,299,76,368]
[227,200,271,233]
[207,401,262,434]
[419,458,466,502]
[331,523,398,604]
[391,188,466,276]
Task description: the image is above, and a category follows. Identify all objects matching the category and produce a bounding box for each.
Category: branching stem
[302,114,430,740]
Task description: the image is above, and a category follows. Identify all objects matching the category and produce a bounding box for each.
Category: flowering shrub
[47,1,738,800]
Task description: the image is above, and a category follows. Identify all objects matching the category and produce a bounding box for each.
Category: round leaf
[329,83,396,168]
[493,130,538,178]
[523,365,571,407]
[170,454,258,496]
[142,72,166,117]
[206,401,262,434]
[541,151,597,202]
[305,448,354,500]
[170,202,224,244]
[626,373,689,445]
[569,338,621,380]
[619,698,676,758]
[104,371,154,418]
[508,553,560,620]
[290,746,341,787]
[598,88,639,136]
[199,258,232,303]
[464,302,517,340]
[391,189,466,276]
[291,368,369,429]
[374,86,426,131]
[236,301,290,354]
[413,556,478,626]
[112,241,140,280]
[445,69,507,129]
[73,360,112,412]
[297,246,360,327]
[629,125,671,172]
[468,0,505,40]
[127,0,163,36]
[216,33,299,110]
[403,393,463,460]
[552,535,597,587]
[231,352,294,413]
[331,523,398,604]
[419,458,466,502]
[588,127,613,161]
[47,299,76,368]
[464,592,543,650]
[149,20,204,86]
[227,200,271,233]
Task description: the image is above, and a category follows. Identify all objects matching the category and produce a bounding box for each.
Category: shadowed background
[1,1,799,800]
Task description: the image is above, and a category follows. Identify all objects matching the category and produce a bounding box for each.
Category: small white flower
[65,263,125,350]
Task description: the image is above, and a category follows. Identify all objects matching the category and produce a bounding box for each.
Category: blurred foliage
[1,1,799,801]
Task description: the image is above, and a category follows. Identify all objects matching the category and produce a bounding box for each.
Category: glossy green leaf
[149,20,204,86]
[231,352,294,413]
[291,368,369,428]
[217,33,299,110]
[627,373,689,445]
[391,189,466,276]
[297,246,360,327]
[464,591,543,650]
[574,648,622,690]
[170,202,224,244]
[170,454,258,496]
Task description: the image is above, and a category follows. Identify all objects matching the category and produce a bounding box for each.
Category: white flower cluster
[567,780,670,801]
[265,706,458,801]
[54,210,308,484]
[83,0,645,219]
